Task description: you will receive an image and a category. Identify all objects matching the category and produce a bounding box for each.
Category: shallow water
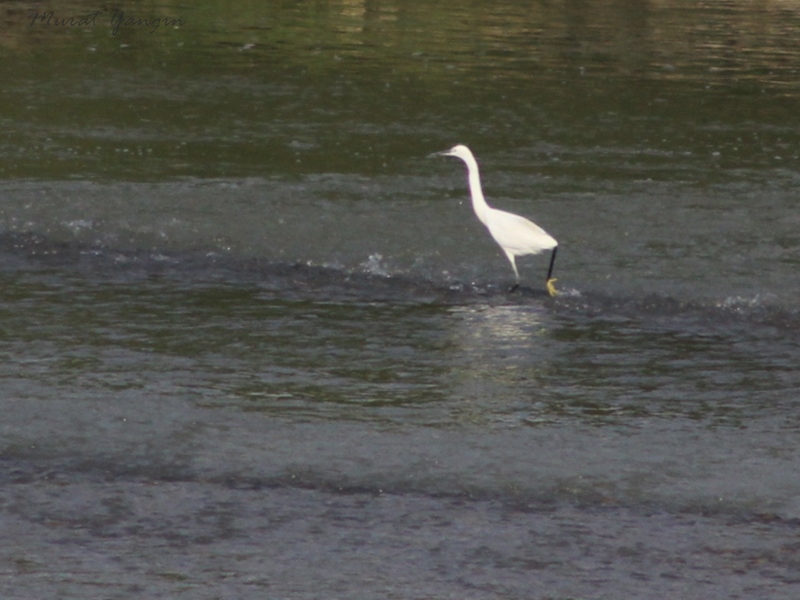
[2,1,800,598]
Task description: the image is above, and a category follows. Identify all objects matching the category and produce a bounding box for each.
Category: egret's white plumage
[433,144,559,296]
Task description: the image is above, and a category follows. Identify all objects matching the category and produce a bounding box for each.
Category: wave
[1,230,797,332]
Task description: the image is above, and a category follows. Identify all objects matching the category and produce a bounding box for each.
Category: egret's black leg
[545,246,558,297]
[546,246,558,281]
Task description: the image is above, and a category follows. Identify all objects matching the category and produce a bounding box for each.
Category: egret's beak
[428,149,451,158]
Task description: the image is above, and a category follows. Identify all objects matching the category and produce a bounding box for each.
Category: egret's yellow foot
[546,278,558,297]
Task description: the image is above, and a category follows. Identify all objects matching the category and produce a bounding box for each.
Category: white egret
[432,144,559,296]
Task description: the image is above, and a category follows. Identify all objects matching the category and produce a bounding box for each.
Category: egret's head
[430,144,474,161]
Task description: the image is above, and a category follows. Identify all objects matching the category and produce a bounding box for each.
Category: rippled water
[2,1,800,598]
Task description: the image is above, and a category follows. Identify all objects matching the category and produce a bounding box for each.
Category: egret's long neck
[462,154,491,225]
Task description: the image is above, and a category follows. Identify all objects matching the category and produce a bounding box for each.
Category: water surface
[1,1,800,598]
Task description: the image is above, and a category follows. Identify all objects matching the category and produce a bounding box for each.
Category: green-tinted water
[4,0,800,180]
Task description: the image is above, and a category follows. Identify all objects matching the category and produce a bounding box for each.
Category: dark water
[2,1,800,598]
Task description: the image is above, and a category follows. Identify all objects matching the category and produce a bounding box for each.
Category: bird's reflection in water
[450,304,546,346]
[445,304,554,421]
